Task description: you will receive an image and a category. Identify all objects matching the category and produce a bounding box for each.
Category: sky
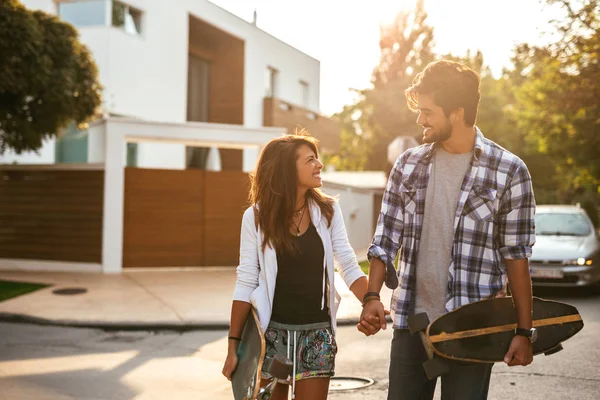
[208,0,564,116]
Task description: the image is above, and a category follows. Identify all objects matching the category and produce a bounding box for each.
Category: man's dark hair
[406,60,481,126]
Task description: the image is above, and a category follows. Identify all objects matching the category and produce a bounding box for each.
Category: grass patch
[359,260,370,275]
[0,280,50,303]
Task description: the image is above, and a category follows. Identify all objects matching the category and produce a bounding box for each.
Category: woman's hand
[222,350,239,381]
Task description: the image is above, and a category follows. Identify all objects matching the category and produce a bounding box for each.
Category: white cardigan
[232,200,366,333]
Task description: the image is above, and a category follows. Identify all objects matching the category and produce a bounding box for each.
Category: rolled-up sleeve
[367,151,407,287]
[232,207,260,302]
[498,161,536,260]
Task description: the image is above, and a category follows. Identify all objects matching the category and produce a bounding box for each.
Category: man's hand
[357,300,389,336]
[504,335,533,366]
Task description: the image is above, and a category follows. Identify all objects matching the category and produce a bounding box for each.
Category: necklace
[293,203,305,215]
[291,205,306,236]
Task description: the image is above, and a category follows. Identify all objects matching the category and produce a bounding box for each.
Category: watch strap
[515,328,532,337]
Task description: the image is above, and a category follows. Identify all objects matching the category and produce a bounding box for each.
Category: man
[359,60,537,399]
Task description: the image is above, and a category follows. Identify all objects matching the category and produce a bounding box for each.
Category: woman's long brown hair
[249,133,334,255]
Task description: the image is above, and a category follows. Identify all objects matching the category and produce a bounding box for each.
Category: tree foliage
[331,0,599,211]
[0,0,102,155]
[508,0,599,205]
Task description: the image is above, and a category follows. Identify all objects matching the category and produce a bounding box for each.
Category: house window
[58,0,107,27]
[187,55,211,122]
[265,67,278,98]
[299,80,309,108]
[112,1,143,36]
[126,143,137,167]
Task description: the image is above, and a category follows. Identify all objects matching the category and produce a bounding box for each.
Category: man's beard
[423,119,452,144]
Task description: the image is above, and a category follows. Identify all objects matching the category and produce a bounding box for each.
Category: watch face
[530,328,538,343]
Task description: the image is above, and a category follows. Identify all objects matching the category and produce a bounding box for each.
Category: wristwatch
[515,327,538,343]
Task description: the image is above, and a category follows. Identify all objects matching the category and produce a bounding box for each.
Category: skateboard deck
[427,296,584,363]
[232,308,265,400]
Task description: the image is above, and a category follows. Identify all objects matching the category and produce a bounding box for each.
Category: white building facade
[4,0,325,170]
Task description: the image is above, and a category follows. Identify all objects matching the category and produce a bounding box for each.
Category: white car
[529,205,600,287]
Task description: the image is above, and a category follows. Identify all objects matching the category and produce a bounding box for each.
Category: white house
[0,0,341,273]
[3,0,340,170]
[321,171,388,260]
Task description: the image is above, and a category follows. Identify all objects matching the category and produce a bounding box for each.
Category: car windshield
[535,212,592,236]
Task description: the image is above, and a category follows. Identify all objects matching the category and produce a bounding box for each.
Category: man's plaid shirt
[368,128,536,329]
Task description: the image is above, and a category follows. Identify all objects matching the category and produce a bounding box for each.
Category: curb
[0,313,392,332]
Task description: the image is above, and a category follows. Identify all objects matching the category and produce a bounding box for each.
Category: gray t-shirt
[414,147,473,321]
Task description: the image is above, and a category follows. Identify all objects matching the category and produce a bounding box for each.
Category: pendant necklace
[292,205,306,237]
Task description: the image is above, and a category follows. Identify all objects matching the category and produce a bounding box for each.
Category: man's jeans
[388,329,493,400]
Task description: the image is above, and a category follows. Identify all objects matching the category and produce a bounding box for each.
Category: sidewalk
[0,268,394,330]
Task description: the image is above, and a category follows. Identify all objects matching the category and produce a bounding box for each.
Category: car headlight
[570,258,593,266]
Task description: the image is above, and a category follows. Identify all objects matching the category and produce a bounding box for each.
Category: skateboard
[407,296,584,379]
[232,308,293,399]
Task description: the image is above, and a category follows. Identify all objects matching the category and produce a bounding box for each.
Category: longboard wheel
[408,313,430,334]
[544,343,564,356]
[268,354,293,380]
[423,357,450,380]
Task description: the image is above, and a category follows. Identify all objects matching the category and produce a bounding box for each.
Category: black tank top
[270,222,330,324]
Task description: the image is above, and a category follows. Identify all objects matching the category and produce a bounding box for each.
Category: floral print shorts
[261,320,337,381]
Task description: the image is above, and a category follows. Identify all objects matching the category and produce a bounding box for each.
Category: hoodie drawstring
[287,329,298,399]
[321,266,326,310]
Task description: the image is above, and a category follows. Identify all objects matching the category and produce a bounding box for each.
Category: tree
[329,2,515,173]
[328,0,435,171]
[507,0,600,204]
[0,0,102,155]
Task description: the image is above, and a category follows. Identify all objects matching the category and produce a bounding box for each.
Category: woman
[222,134,369,400]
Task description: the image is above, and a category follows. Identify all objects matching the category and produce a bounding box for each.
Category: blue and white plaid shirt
[368,128,536,329]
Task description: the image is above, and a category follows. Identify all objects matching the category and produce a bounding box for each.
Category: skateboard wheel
[268,354,293,380]
[408,313,430,334]
[544,343,564,356]
[423,357,450,380]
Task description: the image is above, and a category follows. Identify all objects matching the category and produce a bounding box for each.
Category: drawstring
[321,265,326,310]
[287,330,298,399]
[292,331,297,399]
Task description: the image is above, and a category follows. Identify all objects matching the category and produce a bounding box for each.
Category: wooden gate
[0,169,104,263]
[122,168,249,267]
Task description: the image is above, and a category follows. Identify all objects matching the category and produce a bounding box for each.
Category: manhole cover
[329,376,374,391]
[101,335,144,343]
[52,288,88,295]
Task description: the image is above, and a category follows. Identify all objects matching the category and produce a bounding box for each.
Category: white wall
[87,123,106,163]
[136,143,186,170]
[242,147,260,173]
[321,184,375,258]
[0,138,56,165]
[20,0,55,13]
[105,0,188,122]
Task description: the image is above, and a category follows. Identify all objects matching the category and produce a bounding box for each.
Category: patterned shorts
[261,321,337,381]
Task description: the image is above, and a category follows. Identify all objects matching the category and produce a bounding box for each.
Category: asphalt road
[0,287,598,399]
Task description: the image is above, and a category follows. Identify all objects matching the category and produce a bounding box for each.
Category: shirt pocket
[463,185,497,221]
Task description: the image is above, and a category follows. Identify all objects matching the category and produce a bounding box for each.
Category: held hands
[504,335,533,366]
[357,299,390,336]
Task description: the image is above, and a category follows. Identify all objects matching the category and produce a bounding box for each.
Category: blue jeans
[388,329,493,400]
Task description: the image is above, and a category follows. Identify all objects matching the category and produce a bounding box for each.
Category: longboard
[232,308,292,399]
[408,297,584,379]
[232,308,265,400]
